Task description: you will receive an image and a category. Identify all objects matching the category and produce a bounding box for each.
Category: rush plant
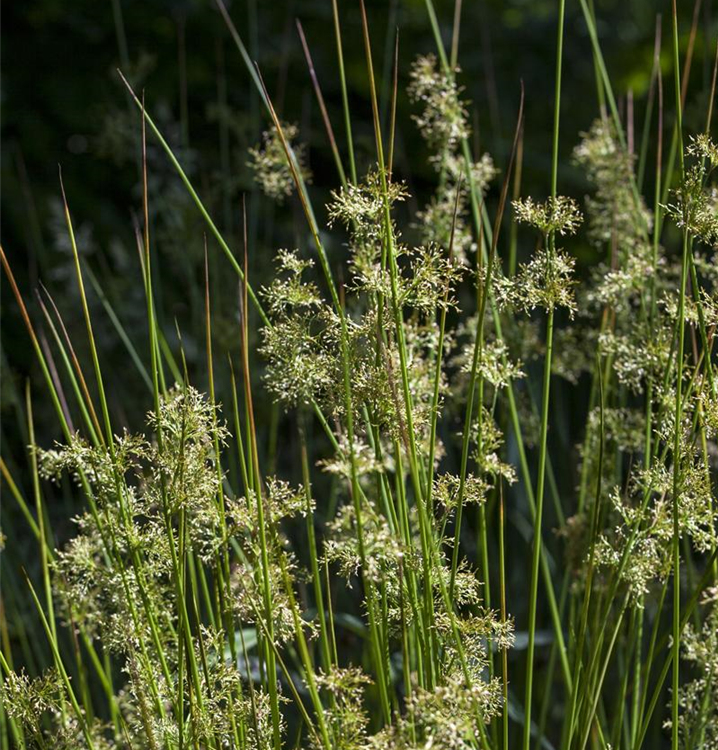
[2,1,718,749]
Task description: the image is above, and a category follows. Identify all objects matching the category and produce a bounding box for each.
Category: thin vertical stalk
[331,0,357,184]
[670,3,686,748]
[523,1,566,746]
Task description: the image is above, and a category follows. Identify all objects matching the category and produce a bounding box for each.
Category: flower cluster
[408,54,469,151]
[248,122,311,203]
[665,590,718,747]
[665,135,718,247]
[496,247,578,317]
[512,195,583,236]
[409,54,498,264]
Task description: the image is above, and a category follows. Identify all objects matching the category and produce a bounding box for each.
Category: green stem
[523,0,565,745]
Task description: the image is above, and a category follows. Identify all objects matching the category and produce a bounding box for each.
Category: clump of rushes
[2,2,718,750]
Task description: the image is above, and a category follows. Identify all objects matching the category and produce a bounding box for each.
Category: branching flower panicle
[408,54,469,151]
[248,121,311,203]
[496,248,578,317]
[573,118,652,245]
[512,195,583,236]
[665,135,718,247]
